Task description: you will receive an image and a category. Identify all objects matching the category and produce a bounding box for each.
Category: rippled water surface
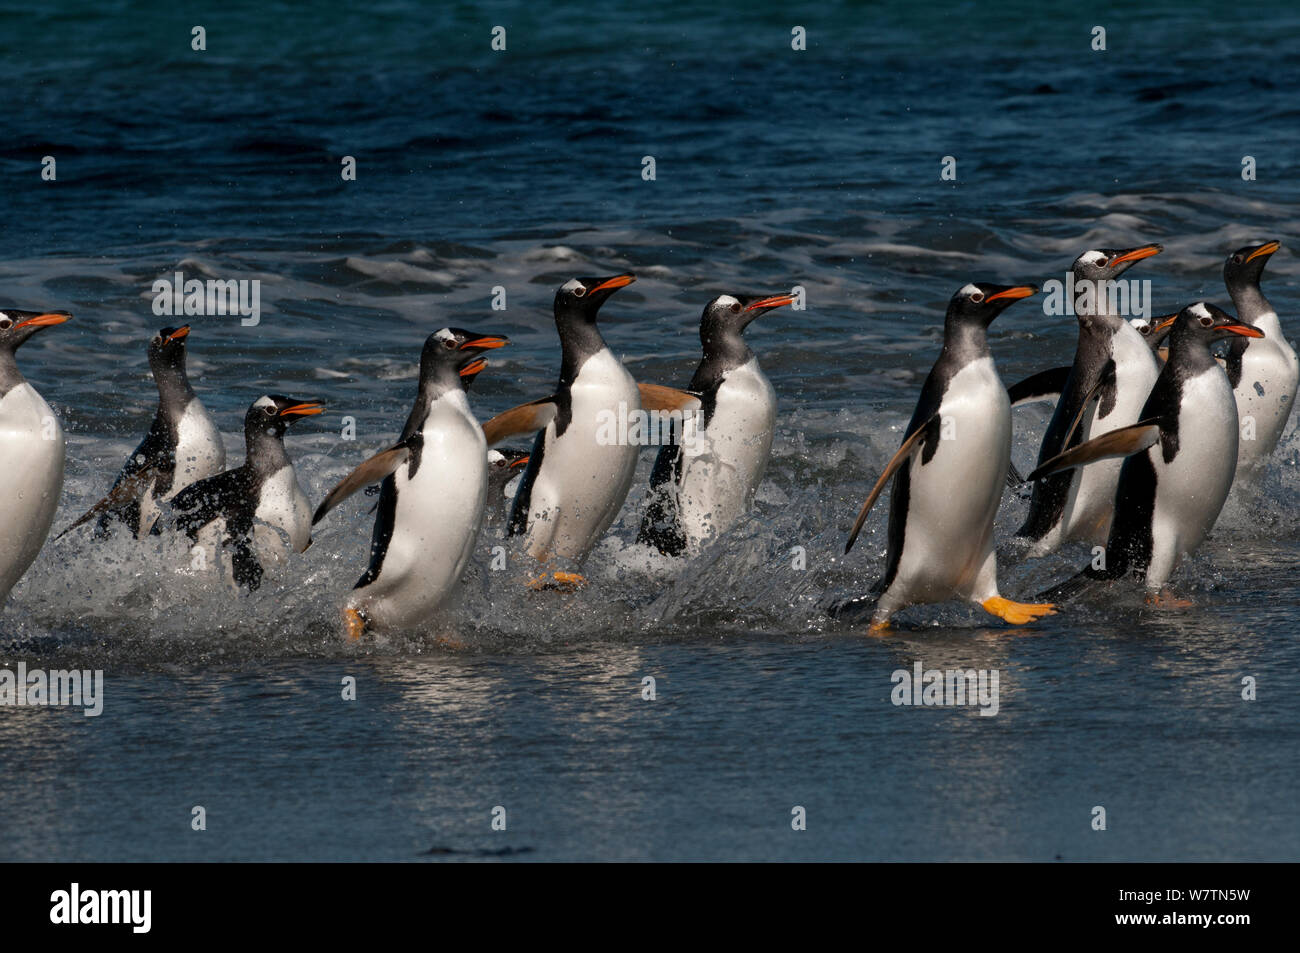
[1,0,1298,860]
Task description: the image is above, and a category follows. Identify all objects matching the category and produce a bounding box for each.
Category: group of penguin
[0,240,1290,638]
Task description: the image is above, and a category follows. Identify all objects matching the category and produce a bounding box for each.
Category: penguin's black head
[1072,244,1163,281]
[421,327,510,387]
[700,292,797,339]
[1159,302,1264,347]
[1131,313,1178,350]
[148,325,191,370]
[487,448,530,484]
[1224,240,1280,293]
[0,309,71,353]
[246,394,327,437]
[947,282,1038,327]
[554,274,636,323]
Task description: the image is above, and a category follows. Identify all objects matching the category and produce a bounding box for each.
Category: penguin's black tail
[1036,562,1125,604]
[827,577,887,623]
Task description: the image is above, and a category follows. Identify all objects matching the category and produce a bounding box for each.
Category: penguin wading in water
[485,448,530,527]
[638,292,796,556]
[312,328,509,637]
[169,394,324,591]
[58,325,224,540]
[1010,244,1163,553]
[1035,303,1263,603]
[834,283,1055,631]
[0,309,71,605]
[1221,240,1296,476]
[485,274,642,588]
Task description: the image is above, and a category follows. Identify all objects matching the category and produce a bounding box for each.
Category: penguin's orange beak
[1246,240,1281,262]
[986,285,1038,301]
[1224,323,1265,338]
[164,325,191,342]
[279,401,326,418]
[459,357,488,377]
[510,454,530,469]
[15,312,71,330]
[589,274,636,293]
[1153,315,1179,334]
[459,335,509,350]
[1107,244,1163,267]
[744,293,799,312]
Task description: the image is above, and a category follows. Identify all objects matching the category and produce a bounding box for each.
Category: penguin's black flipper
[170,469,251,540]
[223,509,264,592]
[845,413,939,554]
[1036,563,1124,603]
[637,438,687,556]
[54,465,162,541]
[1026,420,1163,483]
[482,398,559,446]
[313,444,410,526]
[1007,366,1071,408]
[827,591,881,623]
[637,382,702,413]
[1006,462,1025,487]
[1060,361,1117,449]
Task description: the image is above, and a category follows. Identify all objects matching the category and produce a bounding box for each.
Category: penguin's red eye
[730,303,742,313]
[970,292,985,304]
[263,405,277,416]
[573,287,586,297]
[0,318,11,331]
[443,338,456,350]
[1200,316,1214,328]
[1233,255,1243,265]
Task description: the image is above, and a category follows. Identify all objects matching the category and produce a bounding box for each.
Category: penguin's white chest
[889,357,1008,603]
[353,393,488,629]
[1067,326,1160,543]
[1232,317,1298,469]
[1149,367,1238,571]
[520,348,640,562]
[254,464,312,558]
[0,383,65,601]
[675,358,776,548]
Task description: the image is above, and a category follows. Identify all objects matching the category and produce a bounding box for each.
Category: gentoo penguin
[486,448,530,526]
[1011,244,1163,553]
[169,394,324,592]
[486,274,641,588]
[0,309,70,605]
[833,283,1054,630]
[58,325,224,540]
[1035,303,1262,602]
[637,291,796,556]
[1221,240,1295,475]
[312,328,509,637]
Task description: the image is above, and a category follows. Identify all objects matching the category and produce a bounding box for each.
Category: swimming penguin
[0,309,71,605]
[58,325,225,540]
[833,283,1054,630]
[1034,303,1262,603]
[482,274,644,588]
[486,448,530,526]
[312,328,509,637]
[1221,241,1295,475]
[169,394,324,592]
[637,292,797,556]
[1010,244,1163,553]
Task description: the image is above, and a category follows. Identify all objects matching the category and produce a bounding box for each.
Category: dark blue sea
[1,1,1298,861]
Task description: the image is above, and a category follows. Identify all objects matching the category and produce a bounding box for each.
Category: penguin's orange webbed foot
[1145,589,1194,609]
[527,571,586,592]
[866,619,891,637]
[981,596,1057,625]
[343,607,368,642]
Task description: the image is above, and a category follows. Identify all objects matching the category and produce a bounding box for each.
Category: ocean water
[2,0,1298,861]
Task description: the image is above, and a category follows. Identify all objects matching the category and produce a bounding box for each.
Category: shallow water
[2,0,1298,860]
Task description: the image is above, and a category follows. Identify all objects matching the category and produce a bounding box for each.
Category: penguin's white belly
[521,350,639,563]
[354,400,487,629]
[142,400,226,533]
[1066,332,1159,544]
[676,361,775,549]
[253,464,313,561]
[1232,329,1298,470]
[887,359,1008,606]
[1147,368,1238,587]
[0,383,64,602]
